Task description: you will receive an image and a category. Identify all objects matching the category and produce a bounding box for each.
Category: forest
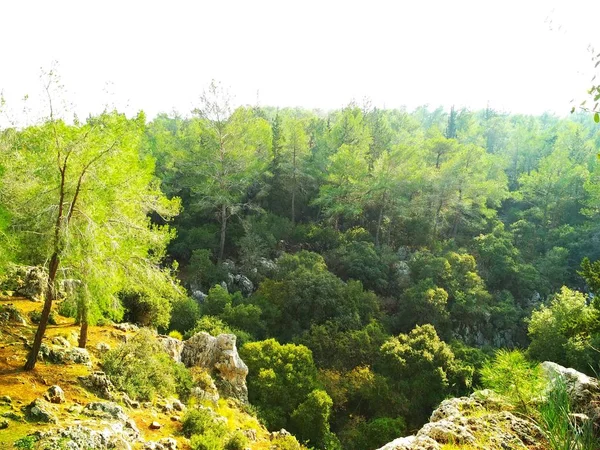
[2,78,600,450]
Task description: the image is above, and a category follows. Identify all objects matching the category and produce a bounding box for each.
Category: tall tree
[192,81,272,262]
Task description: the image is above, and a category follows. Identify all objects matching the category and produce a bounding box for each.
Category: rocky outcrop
[44,385,66,404]
[542,361,600,425]
[24,398,58,423]
[39,340,91,366]
[160,332,249,403]
[30,422,139,450]
[79,371,116,400]
[1,265,48,300]
[376,391,544,450]
[0,303,27,325]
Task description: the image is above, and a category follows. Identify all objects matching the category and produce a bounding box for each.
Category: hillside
[0,296,302,450]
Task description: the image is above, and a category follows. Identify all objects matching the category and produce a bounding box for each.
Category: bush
[168,330,184,340]
[120,289,172,329]
[224,431,248,450]
[184,316,252,345]
[480,349,546,414]
[28,310,57,325]
[538,376,598,450]
[102,329,192,401]
[169,296,200,334]
[190,430,225,450]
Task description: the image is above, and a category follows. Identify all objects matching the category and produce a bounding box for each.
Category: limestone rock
[144,438,177,450]
[96,342,111,353]
[25,398,58,423]
[542,361,600,422]
[180,332,248,403]
[2,265,48,300]
[149,421,162,430]
[0,303,26,325]
[114,323,139,332]
[44,385,65,404]
[39,341,91,366]
[377,436,440,450]
[30,423,139,450]
[79,371,116,400]
[83,401,128,422]
[158,335,184,363]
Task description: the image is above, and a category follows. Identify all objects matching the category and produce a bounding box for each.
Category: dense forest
[2,79,600,450]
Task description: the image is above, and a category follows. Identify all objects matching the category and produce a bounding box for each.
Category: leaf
[595,112,600,123]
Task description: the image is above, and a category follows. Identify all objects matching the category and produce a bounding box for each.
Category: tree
[1,85,180,367]
[192,81,272,262]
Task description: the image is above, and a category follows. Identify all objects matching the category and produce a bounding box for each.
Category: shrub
[480,349,546,414]
[28,310,57,325]
[169,296,200,334]
[190,430,225,450]
[168,330,184,340]
[538,375,598,450]
[102,328,192,401]
[182,408,227,438]
[224,431,248,450]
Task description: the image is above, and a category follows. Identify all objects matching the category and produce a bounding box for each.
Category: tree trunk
[78,300,89,349]
[24,252,59,370]
[218,204,227,264]
[291,188,296,226]
[375,191,387,247]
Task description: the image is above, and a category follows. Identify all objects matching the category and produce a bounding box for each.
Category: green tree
[1,103,180,368]
[192,81,272,262]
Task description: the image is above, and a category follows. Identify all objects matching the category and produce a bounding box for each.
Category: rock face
[542,361,600,424]
[39,340,92,366]
[180,332,249,403]
[24,398,58,423]
[79,371,116,400]
[376,391,544,450]
[31,422,139,450]
[44,385,66,404]
[2,265,48,300]
[160,332,248,403]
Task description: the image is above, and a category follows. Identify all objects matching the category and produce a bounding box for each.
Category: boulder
[114,323,139,332]
[542,360,600,422]
[2,265,48,300]
[28,423,139,450]
[181,332,248,403]
[79,371,116,400]
[0,303,26,325]
[83,401,129,422]
[25,398,58,423]
[39,341,91,366]
[44,385,66,404]
[158,335,184,363]
[149,421,162,430]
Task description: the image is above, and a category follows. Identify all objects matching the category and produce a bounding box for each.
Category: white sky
[1,0,598,120]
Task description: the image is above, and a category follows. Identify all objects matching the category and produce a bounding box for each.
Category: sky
[1,0,599,120]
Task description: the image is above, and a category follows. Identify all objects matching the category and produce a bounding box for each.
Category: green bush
[28,309,57,325]
[102,329,192,401]
[224,431,248,450]
[480,349,546,414]
[182,408,227,438]
[14,436,37,450]
[190,429,225,450]
[538,376,598,450]
[169,296,200,334]
[184,315,251,345]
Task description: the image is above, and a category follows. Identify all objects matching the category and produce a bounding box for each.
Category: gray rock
[30,423,138,450]
[158,335,184,363]
[3,265,48,300]
[96,342,111,353]
[39,342,91,366]
[114,323,139,332]
[83,401,128,422]
[44,385,66,404]
[25,398,58,423]
[149,421,162,430]
[0,303,27,325]
[79,371,115,400]
[181,332,248,403]
[171,398,185,412]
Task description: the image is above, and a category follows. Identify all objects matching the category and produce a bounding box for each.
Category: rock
[51,336,71,347]
[2,411,23,421]
[158,438,178,450]
[96,342,111,353]
[2,265,48,300]
[39,342,91,366]
[149,421,162,430]
[270,429,292,440]
[0,395,11,404]
[121,393,140,409]
[0,419,8,429]
[171,398,185,412]
[376,390,544,450]
[44,385,66,404]
[31,423,138,450]
[25,398,58,423]
[243,428,257,441]
[192,290,207,302]
[79,371,115,400]
[181,332,249,403]
[542,360,600,422]
[114,323,139,332]
[158,335,184,363]
[83,401,128,422]
[0,303,27,325]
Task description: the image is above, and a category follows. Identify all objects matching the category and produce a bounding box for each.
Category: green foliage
[190,430,225,450]
[28,309,57,325]
[527,287,600,373]
[169,296,201,334]
[120,288,172,329]
[290,389,339,450]
[480,349,546,414]
[184,315,252,345]
[379,324,472,427]
[102,329,193,401]
[182,408,227,438]
[224,431,249,450]
[241,339,319,431]
[188,248,227,291]
[338,416,406,450]
[579,257,600,297]
[14,436,37,450]
[538,376,599,450]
